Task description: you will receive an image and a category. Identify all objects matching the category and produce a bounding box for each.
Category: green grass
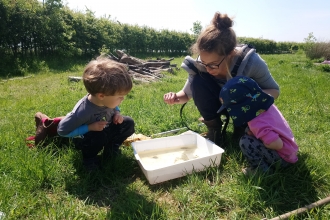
[0,53,330,219]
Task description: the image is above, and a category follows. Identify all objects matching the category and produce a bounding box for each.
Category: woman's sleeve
[182,77,193,98]
[244,53,280,91]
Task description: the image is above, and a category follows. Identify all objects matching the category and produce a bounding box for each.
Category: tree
[304,32,317,44]
[190,21,202,37]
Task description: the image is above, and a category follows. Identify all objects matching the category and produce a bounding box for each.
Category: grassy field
[0,53,330,219]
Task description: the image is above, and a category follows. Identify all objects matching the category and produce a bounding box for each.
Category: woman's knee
[191,73,212,93]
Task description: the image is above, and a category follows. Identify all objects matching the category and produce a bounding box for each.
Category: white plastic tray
[132,131,224,184]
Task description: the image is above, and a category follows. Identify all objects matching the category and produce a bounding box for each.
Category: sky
[63,0,330,43]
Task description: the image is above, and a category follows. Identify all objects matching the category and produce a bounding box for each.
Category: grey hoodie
[181,44,279,98]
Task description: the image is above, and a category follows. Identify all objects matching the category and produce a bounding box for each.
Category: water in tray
[138,145,209,169]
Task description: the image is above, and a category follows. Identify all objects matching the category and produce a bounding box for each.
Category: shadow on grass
[62,147,166,219]
[0,55,91,78]
[41,57,90,74]
[242,152,321,218]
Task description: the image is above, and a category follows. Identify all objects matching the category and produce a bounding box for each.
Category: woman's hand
[163,91,189,105]
[163,92,180,105]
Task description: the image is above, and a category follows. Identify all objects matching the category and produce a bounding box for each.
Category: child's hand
[112,112,123,124]
[88,121,108,131]
[246,129,253,136]
[264,138,283,150]
[245,126,254,136]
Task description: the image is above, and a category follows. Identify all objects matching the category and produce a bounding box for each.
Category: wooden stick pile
[107,50,177,82]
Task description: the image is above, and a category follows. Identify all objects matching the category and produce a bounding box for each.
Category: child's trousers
[239,134,290,172]
[74,116,135,160]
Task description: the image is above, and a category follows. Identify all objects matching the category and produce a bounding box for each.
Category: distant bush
[303,32,330,60]
[237,37,304,54]
[317,64,330,72]
[305,42,330,60]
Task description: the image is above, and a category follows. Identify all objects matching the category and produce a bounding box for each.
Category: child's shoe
[35,112,50,128]
[34,112,63,146]
[34,112,50,146]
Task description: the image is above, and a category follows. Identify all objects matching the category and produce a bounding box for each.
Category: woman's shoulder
[181,55,207,77]
[232,44,265,75]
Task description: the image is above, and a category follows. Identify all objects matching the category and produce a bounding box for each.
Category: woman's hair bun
[212,12,233,30]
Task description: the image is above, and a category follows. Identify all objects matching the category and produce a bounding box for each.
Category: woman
[163,12,280,146]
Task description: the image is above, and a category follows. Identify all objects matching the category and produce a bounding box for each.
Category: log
[68,76,82,82]
[108,52,120,61]
[143,61,170,68]
[132,68,161,79]
[116,50,145,65]
[129,72,158,83]
[115,50,126,58]
[120,54,144,65]
[147,57,174,62]
[146,60,160,62]
[105,50,176,83]
[129,71,156,79]
[153,68,173,74]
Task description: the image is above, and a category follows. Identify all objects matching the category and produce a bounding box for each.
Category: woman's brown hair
[191,12,237,56]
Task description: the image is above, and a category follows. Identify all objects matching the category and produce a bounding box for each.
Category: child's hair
[83,57,132,96]
[191,12,237,56]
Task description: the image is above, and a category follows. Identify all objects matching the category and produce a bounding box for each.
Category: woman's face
[199,51,229,78]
